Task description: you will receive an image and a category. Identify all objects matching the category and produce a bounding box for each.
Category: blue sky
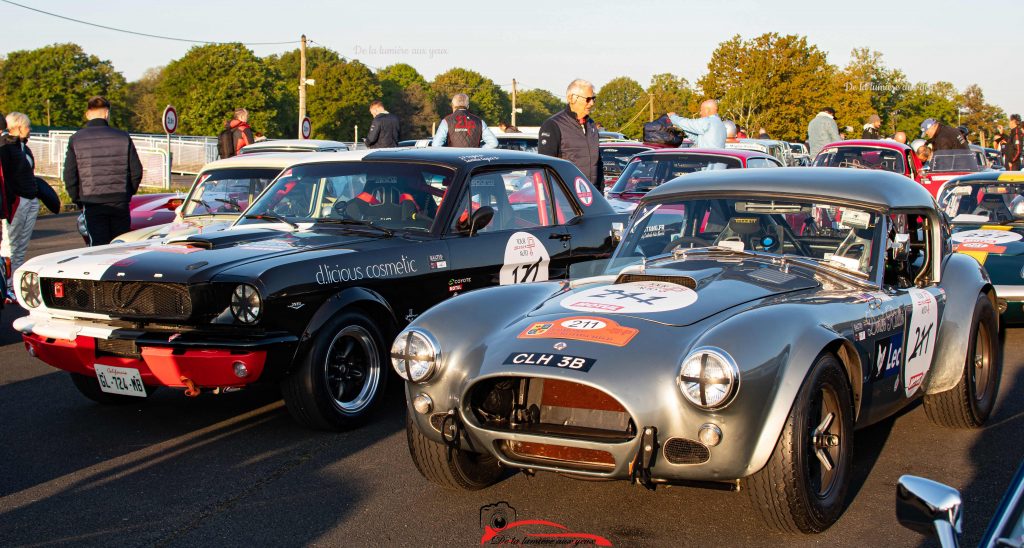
[4,0,1021,122]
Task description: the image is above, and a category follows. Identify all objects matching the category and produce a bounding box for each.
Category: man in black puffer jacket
[63,96,143,246]
[538,79,604,191]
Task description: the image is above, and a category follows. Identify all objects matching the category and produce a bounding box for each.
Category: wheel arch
[926,253,993,394]
[827,338,864,422]
[287,286,398,373]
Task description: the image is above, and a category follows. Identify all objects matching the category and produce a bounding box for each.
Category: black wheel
[924,293,1001,428]
[406,411,503,490]
[281,311,388,431]
[69,372,153,404]
[743,352,854,533]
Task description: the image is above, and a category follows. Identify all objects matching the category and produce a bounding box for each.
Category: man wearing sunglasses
[667,99,727,149]
[538,79,604,191]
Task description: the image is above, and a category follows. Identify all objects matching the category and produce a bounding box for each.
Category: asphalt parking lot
[2,213,1022,547]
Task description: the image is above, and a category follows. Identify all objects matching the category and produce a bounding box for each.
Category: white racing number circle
[575,177,593,206]
[499,232,551,285]
[560,281,697,314]
[951,229,1022,245]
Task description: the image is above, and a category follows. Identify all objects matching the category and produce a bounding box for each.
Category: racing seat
[714,216,773,251]
[836,227,874,273]
[347,180,419,223]
[972,193,1014,223]
[467,175,515,231]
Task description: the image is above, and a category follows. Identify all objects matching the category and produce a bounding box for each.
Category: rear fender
[925,253,993,394]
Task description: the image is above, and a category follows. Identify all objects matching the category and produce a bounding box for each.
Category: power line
[0,0,298,45]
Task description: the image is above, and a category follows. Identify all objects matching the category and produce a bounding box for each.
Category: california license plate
[94,364,147,397]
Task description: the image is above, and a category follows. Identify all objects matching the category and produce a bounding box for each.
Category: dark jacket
[365,112,401,149]
[63,118,143,205]
[1003,126,1023,166]
[229,119,254,154]
[443,109,484,147]
[928,123,969,151]
[861,125,881,139]
[538,107,604,190]
[0,134,36,208]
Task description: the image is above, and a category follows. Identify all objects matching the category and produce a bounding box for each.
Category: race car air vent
[96,338,141,358]
[748,268,796,285]
[41,279,193,321]
[663,437,711,464]
[429,413,447,433]
[500,440,616,472]
[615,273,697,289]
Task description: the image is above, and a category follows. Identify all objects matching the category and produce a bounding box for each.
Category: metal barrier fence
[29,134,172,189]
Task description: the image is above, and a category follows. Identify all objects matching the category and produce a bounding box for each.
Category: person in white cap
[920,118,968,151]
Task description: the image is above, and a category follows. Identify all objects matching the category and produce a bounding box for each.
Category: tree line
[0,33,1006,144]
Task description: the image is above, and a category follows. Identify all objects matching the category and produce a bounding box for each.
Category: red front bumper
[22,333,267,388]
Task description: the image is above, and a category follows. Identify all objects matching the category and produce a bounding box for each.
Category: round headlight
[678,347,739,410]
[391,328,441,383]
[20,271,41,308]
[230,284,262,324]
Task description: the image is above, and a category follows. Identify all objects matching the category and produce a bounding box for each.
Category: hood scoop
[615,272,697,289]
[170,228,283,250]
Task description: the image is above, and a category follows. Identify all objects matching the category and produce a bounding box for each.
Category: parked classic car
[938,170,1024,324]
[605,148,783,213]
[113,153,297,243]
[923,148,989,196]
[813,139,929,188]
[13,149,624,431]
[726,138,793,165]
[399,167,1000,534]
[599,142,654,190]
[239,139,349,154]
[896,460,1024,548]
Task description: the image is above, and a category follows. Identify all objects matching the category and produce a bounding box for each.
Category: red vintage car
[813,140,937,194]
[605,148,784,212]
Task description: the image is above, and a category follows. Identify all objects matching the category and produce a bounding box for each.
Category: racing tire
[924,293,1001,429]
[406,411,503,490]
[281,311,388,431]
[69,372,154,404]
[743,352,854,533]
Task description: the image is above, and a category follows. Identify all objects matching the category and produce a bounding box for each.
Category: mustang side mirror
[610,222,624,242]
[461,206,494,236]
[896,475,963,548]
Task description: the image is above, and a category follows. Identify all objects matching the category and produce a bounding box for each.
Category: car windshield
[938,182,1024,223]
[237,161,456,232]
[813,146,906,174]
[610,197,881,278]
[183,167,281,216]
[611,154,742,194]
[601,147,650,173]
[928,149,982,173]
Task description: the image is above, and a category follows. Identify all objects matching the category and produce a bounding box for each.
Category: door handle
[549,233,572,242]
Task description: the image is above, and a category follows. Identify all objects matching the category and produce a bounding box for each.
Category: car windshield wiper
[244,213,298,229]
[190,197,212,210]
[315,218,394,237]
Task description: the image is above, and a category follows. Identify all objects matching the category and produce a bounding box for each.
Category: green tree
[957,84,1005,143]
[266,46,341,137]
[124,67,165,133]
[307,60,381,140]
[378,64,435,138]
[591,76,646,139]
[430,68,510,125]
[647,73,697,118]
[827,48,911,137]
[698,34,834,141]
[156,43,280,136]
[514,88,563,126]
[892,82,959,138]
[0,43,128,128]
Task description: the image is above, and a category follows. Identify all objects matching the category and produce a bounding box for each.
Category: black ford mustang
[13,148,623,430]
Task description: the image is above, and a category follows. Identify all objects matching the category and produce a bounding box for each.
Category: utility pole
[46,98,51,127]
[298,34,307,139]
[649,93,654,122]
[511,79,518,127]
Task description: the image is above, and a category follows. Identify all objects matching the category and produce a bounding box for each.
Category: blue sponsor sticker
[874,334,903,380]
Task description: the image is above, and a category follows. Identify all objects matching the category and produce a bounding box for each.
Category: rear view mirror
[896,475,962,547]
[460,206,494,236]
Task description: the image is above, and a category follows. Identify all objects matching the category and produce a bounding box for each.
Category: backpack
[643,115,683,146]
[217,126,235,159]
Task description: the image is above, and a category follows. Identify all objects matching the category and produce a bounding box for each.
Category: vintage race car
[605,148,783,213]
[813,139,930,189]
[938,171,1024,324]
[726,138,794,166]
[598,142,653,189]
[13,148,623,431]
[923,148,990,197]
[238,138,349,155]
[114,153,297,243]
[399,167,1001,534]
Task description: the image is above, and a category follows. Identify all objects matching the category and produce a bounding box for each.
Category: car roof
[198,152,329,171]
[358,147,559,166]
[636,147,776,160]
[239,139,349,153]
[644,166,936,209]
[944,171,1024,185]
[496,133,537,139]
[820,139,913,153]
[599,142,649,148]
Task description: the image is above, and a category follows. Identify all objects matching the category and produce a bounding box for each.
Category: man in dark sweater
[365,100,401,149]
[920,118,969,151]
[538,79,604,191]
[63,96,143,246]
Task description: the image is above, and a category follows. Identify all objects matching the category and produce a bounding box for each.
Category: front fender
[926,252,993,394]
[290,287,398,369]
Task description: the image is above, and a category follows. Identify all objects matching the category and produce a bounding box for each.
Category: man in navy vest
[538,79,604,190]
[431,94,498,148]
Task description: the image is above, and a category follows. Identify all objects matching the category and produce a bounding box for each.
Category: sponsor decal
[553,342,567,350]
[839,208,871,229]
[479,502,612,546]
[458,155,500,163]
[287,302,304,310]
[500,232,551,285]
[560,281,697,314]
[448,276,471,293]
[951,227,1021,245]
[235,240,295,252]
[518,316,638,347]
[954,242,1007,254]
[574,177,593,206]
[904,288,939,397]
[862,307,905,337]
[53,282,64,298]
[504,352,597,372]
[151,245,203,254]
[874,333,903,381]
[315,255,418,285]
[429,254,448,270]
[639,224,666,239]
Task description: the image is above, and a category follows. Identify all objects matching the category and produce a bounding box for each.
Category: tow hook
[180,376,200,397]
[631,426,659,491]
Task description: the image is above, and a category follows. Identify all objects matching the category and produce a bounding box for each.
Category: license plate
[94,364,147,397]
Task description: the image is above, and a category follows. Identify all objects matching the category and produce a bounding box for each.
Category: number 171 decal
[500,232,551,285]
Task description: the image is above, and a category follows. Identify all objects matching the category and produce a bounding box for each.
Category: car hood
[23,226,382,284]
[951,224,1024,283]
[525,256,821,327]
[115,215,238,243]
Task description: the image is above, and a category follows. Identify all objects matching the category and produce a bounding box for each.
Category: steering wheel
[331,199,353,219]
[662,236,714,254]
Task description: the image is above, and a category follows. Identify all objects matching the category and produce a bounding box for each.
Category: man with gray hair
[667,100,727,149]
[538,79,604,190]
[1,112,38,302]
[431,93,498,148]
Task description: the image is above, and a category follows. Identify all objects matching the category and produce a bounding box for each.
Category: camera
[480,501,517,530]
